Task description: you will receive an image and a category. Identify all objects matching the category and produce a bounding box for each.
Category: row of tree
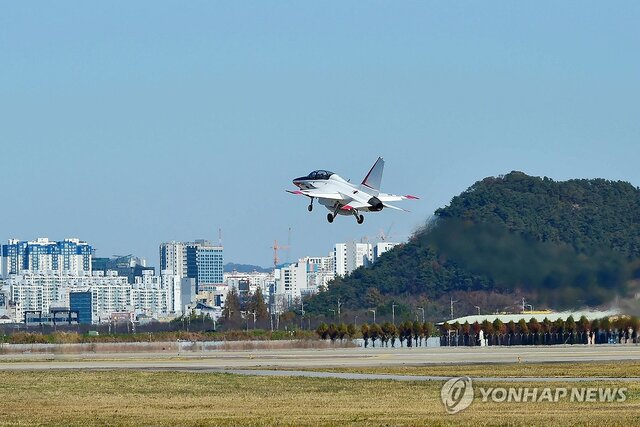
[315,322,357,341]
[316,321,436,348]
[441,315,640,336]
[361,321,436,348]
[316,316,640,348]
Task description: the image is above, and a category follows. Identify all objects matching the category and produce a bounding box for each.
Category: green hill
[306,172,640,316]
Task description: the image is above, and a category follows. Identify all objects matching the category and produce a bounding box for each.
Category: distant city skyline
[1,3,638,267]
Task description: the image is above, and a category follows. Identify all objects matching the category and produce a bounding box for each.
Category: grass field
[291,361,640,378]
[0,368,639,426]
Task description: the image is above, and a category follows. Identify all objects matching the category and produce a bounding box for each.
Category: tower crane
[271,228,292,268]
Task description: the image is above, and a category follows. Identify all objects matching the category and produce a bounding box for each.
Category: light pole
[521,297,534,313]
[354,315,358,328]
[392,303,397,326]
[337,299,342,322]
[329,309,336,322]
[368,309,376,324]
[417,307,425,323]
[241,311,248,332]
[450,297,458,320]
[474,305,481,316]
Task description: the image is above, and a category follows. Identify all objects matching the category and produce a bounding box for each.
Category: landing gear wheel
[327,213,334,223]
[357,214,365,224]
[308,204,313,212]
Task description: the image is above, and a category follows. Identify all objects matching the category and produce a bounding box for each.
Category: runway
[1,345,639,372]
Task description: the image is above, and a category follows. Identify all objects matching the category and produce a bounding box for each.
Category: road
[1,345,639,372]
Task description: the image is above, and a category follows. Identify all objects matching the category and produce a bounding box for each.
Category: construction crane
[271,228,292,268]
[379,223,395,241]
[362,223,402,244]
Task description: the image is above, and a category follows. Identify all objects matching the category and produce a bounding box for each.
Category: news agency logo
[440,376,474,414]
[440,377,629,415]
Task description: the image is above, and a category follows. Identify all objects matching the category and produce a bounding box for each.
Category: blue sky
[1,2,638,267]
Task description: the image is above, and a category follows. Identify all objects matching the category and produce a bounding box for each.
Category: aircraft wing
[341,190,413,212]
[381,202,410,212]
[343,198,410,212]
[377,193,420,202]
[286,189,344,200]
[339,190,371,205]
[338,190,410,211]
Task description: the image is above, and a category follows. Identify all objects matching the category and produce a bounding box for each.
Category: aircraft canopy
[307,170,334,180]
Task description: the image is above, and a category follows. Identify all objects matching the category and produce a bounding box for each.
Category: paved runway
[1,345,639,372]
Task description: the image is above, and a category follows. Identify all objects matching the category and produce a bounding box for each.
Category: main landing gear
[326,210,365,224]
[327,205,341,223]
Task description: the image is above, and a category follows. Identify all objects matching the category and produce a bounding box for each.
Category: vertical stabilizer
[360,157,384,193]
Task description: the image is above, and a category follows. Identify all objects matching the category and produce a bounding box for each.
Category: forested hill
[305,172,640,315]
[437,171,640,257]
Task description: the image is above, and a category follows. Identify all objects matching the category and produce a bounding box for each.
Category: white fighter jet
[287,157,418,224]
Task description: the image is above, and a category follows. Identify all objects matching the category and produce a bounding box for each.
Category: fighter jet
[287,157,418,224]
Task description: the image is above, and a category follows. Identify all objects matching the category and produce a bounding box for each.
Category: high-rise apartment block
[333,242,372,277]
[273,255,334,310]
[91,255,154,284]
[333,241,398,277]
[159,241,187,278]
[159,240,223,292]
[373,242,399,262]
[224,271,273,296]
[1,238,92,277]
[3,270,181,323]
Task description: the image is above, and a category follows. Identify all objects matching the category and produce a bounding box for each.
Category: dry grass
[290,361,640,378]
[0,370,639,426]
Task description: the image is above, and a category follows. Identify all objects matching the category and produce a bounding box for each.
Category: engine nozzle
[368,197,384,211]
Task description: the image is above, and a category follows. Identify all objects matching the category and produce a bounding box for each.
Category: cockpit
[293,170,335,189]
[306,170,334,180]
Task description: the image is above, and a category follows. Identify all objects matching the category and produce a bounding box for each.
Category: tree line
[315,315,640,347]
[441,315,640,346]
[316,320,436,348]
